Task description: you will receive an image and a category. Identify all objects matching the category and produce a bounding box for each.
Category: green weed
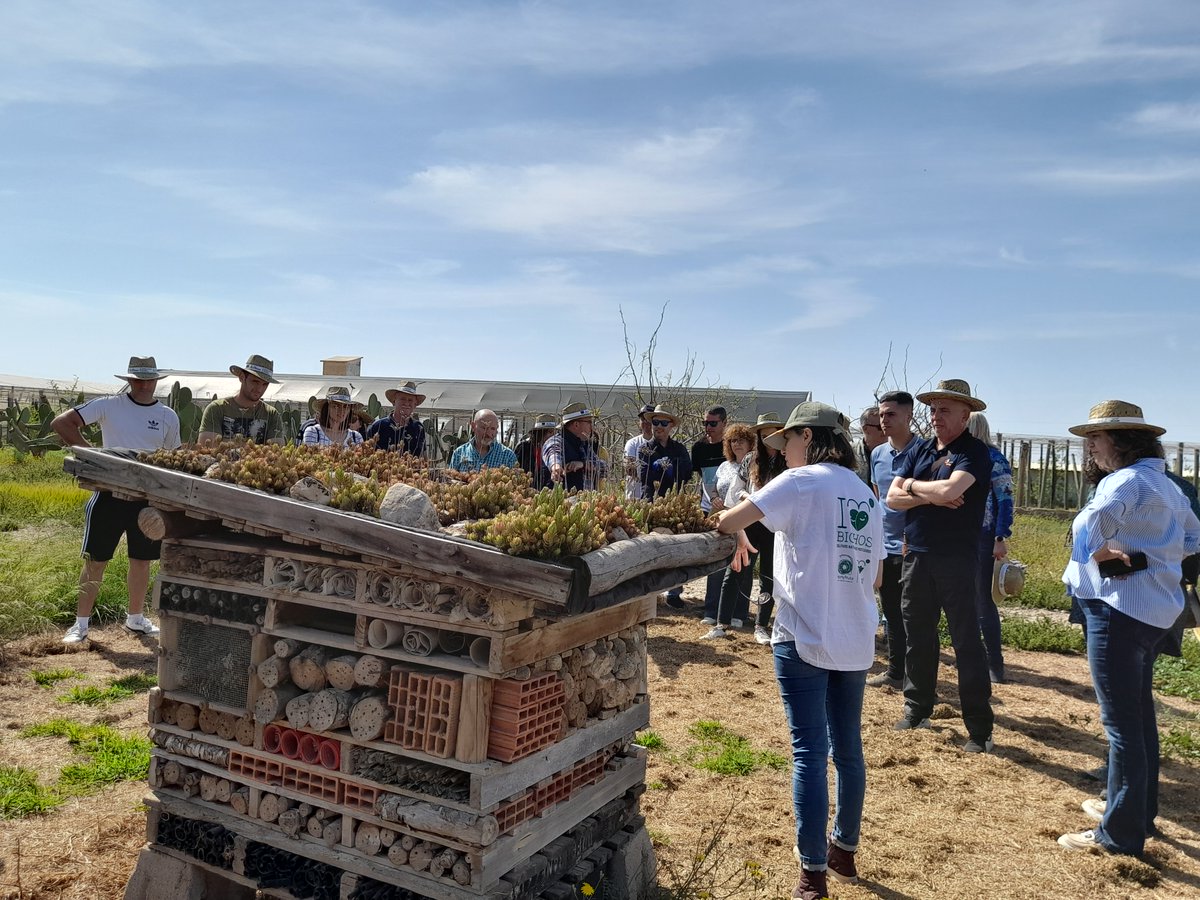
[1000,616,1084,653]
[1154,634,1200,701]
[0,482,89,531]
[685,720,787,777]
[0,449,75,484]
[0,765,63,818]
[1007,514,1073,612]
[1160,724,1200,762]
[59,673,157,707]
[634,730,666,750]
[31,667,83,687]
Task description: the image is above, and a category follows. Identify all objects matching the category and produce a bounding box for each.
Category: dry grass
[1,603,1198,899]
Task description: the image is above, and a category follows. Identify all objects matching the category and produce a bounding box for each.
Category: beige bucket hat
[992,559,1027,604]
[115,356,167,381]
[230,354,280,384]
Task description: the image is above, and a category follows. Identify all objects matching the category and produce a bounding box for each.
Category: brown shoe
[792,867,829,899]
[827,842,858,884]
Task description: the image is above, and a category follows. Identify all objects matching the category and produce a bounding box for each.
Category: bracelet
[905,478,915,496]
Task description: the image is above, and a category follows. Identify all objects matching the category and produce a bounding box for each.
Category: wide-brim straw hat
[644,404,679,427]
[313,386,355,416]
[527,414,559,434]
[1068,400,1165,437]
[916,378,986,412]
[562,402,598,424]
[763,402,850,451]
[229,353,280,384]
[385,381,426,405]
[752,412,784,435]
[115,356,167,381]
[992,559,1027,604]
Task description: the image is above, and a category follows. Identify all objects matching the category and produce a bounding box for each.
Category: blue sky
[2,1,1198,439]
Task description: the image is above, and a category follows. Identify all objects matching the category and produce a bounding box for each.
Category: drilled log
[386,843,409,866]
[354,823,382,856]
[273,638,303,658]
[277,808,303,836]
[430,848,457,879]
[376,796,499,846]
[258,792,287,823]
[325,654,359,691]
[235,715,256,747]
[161,760,183,786]
[254,684,304,725]
[214,778,232,803]
[199,774,219,802]
[257,656,291,689]
[307,814,326,838]
[182,771,201,797]
[159,698,178,726]
[174,703,199,732]
[197,707,221,735]
[452,858,471,885]
[229,787,249,815]
[285,692,315,730]
[379,829,396,848]
[322,819,341,847]
[348,694,389,742]
[307,688,355,733]
[215,712,239,741]
[353,654,386,688]
[408,841,434,872]
[289,645,329,692]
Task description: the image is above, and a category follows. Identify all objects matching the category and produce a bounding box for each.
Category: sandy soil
[1,592,1198,900]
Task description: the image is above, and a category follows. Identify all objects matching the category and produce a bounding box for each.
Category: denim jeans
[879,554,906,679]
[900,550,993,740]
[701,569,726,620]
[975,538,1004,679]
[773,640,867,870]
[1081,598,1167,856]
[747,521,776,628]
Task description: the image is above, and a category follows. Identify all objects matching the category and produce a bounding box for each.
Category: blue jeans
[701,569,725,620]
[773,641,867,870]
[975,538,1004,678]
[716,563,752,625]
[1081,598,1166,856]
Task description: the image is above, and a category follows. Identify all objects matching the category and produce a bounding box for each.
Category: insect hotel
[64,448,733,900]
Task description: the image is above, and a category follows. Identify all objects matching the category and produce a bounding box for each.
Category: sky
[2,1,1199,440]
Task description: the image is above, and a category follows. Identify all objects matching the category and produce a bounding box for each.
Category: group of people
[47,354,1198,895]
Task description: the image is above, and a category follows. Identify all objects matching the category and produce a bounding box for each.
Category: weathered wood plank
[576,531,735,596]
[64,449,574,606]
[492,595,656,673]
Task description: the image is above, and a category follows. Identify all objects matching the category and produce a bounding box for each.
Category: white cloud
[777,279,875,331]
[1026,159,1200,190]
[663,255,817,291]
[1125,100,1200,133]
[123,168,326,232]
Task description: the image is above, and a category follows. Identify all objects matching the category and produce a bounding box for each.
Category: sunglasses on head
[650,418,672,427]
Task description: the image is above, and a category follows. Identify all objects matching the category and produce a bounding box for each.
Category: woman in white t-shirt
[717,402,883,900]
[302,386,365,448]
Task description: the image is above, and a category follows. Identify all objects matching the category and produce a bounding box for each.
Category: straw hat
[752,412,784,435]
[229,354,280,384]
[313,386,354,416]
[115,356,167,382]
[527,414,559,434]
[385,381,426,405]
[763,402,850,451]
[1068,400,1165,437]
[992,559,1027,604]
[915,378,986,412]
[644,405,679,427]
[561,402,598,424]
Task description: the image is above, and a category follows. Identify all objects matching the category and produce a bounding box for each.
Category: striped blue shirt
[449,440,518,473]
[1063,458,1200,628]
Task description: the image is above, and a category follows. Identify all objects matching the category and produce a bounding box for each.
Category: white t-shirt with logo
[75,394,182,450]
[750,462,883,671]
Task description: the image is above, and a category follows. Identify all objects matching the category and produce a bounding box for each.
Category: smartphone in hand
[1098,552,1149,578]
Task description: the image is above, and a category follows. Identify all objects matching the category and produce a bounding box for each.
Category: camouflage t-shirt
[199,398,284,444]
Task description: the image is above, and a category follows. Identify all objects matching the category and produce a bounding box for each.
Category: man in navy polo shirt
[886,379,995,753]
[366,381,426,456]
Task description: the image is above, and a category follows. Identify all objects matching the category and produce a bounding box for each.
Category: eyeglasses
[650,419,673,427]
[703,420,722,427]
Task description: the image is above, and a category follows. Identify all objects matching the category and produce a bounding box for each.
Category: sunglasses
[703,420,722,427]
[650,419,673,427]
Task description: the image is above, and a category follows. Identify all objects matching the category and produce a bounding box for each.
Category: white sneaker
[1057,829,1101,852]
[754,625,772,644]
[125,617,160,636]
[699,626,728,640]
[62,623,89,644]
[699,616,717,626]
[1082,798,1106,821]
[730,618,744,629]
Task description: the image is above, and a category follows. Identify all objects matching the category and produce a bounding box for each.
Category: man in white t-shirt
[52,356,181,644]
[623,404,654,499]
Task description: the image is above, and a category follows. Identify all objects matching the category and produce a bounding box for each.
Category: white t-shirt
[75,394,182,451]
[750,462,883,671]
[624,434,650,500]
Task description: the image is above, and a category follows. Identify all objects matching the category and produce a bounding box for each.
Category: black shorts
[81,491,161,562]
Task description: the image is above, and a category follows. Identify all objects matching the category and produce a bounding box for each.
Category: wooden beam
[492,595,655,672]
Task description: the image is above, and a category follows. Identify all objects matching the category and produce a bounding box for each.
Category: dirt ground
[1,590,1198,900]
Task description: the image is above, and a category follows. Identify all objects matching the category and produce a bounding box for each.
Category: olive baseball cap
[763,401,850,450]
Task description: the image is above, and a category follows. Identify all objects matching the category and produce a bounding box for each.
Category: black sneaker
[892,716,931,731]
[827,843,858,885]
[866,672,902,689]
[660,591,685,609]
